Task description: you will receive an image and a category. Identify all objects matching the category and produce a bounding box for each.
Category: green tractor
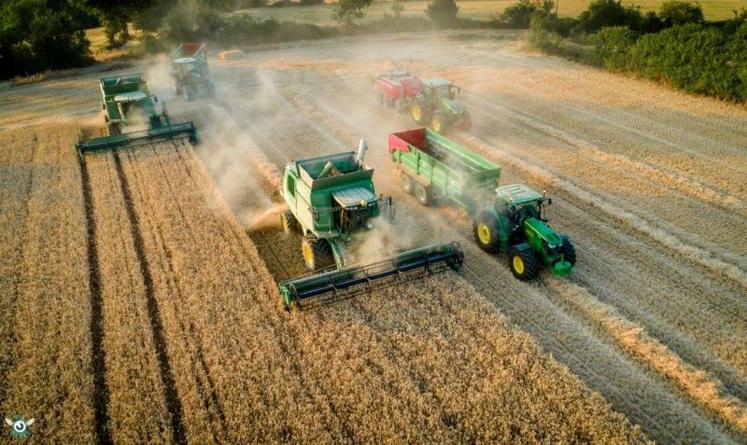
[277,140,464,309]
[389,128,575,280]
[76,74,198,154]
[409,79,471,134]
[472,184,575,280]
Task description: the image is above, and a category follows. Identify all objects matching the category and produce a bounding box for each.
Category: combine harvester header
[276,140,464,309]
[76,74,198,154]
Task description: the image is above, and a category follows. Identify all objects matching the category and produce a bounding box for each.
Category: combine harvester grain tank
[389,128,576,280]
[277,140,464,309]
[76,73,198,154]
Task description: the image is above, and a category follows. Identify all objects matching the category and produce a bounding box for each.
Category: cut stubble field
[0,30,746,444]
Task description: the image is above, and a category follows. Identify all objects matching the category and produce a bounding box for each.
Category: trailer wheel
[414,183,431,206]
[473,212,500,253]
[562,238,576,266]
[401,174,414,194]
[302,235,333,271]
[281,210,298,234]
[508,247,539,281]
[395,99,406,113]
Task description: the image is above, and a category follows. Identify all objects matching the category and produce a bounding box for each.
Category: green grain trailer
[277,140,464,309]
[76,74,198,154]
[389,128,576,280]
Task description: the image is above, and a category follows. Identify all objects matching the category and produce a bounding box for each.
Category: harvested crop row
[115,139,649,442]
[0,126,95,443]
[120,142,339,443]
[85,152,173,443]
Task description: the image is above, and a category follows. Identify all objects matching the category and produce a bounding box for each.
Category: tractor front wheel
[301,235,333,271]
[431,113,448,134]
[401,174,414,194]
[473,212,500,253]
[508,247,540,281]
[414,183,431,206]
[562,238,576,265]
[281,210,298,234]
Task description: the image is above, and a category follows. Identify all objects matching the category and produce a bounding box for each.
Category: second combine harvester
[277,140,464,309]
[76,73,198,153]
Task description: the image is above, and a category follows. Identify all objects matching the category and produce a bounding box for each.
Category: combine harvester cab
[277,140,464,309]
[409,79,471,134]
[76,74,198,155]
[389,128,575,280]
[171,43,215,100]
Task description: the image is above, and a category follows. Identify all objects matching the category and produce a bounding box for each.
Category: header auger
[76,74,198,155]
[276,140,464,309]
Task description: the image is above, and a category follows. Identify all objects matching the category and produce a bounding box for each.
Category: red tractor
[375,71,424,112]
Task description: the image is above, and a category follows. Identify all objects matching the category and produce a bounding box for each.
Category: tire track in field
[461,90,746,216]
[123,145,228,443]
[111,151,186,445]
[304,70,747,382]
[270,71,741,443]
[78,153,114,445]
[166,145,356,442]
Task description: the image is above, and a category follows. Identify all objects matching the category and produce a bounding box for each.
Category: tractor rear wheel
[431,113,448,134]
[473,212,500,253]
[562,238,576,265]
[280,210,298,234]
[301,235,333,271]
[401,174,414,194]
[508,247,540,281]
[414,183,431,206]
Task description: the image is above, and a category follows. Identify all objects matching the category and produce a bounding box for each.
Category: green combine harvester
[277,140,464,309]
[389,128,576,280]
[76,73,198,154]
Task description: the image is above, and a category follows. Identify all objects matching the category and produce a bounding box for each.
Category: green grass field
[234,0,743,25]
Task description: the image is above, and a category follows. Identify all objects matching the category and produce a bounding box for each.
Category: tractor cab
[174,57,207,79]
[424,78,459,101]
[495,184,545,227]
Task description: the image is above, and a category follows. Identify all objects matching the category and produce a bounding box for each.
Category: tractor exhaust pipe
[356,139,368,165]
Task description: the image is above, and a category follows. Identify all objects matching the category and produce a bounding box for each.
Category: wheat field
[1,30,746,443]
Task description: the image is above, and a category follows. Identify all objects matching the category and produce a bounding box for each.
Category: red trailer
[375,71,424,112]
